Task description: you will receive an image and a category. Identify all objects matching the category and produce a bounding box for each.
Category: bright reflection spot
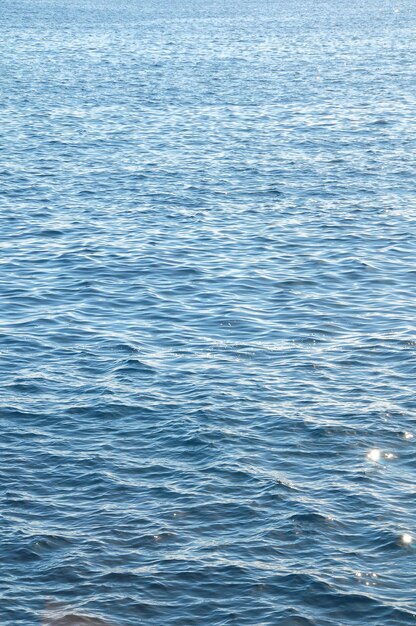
[404,432,413,440]
[400,533,413,545]
[367,448,381,462]
[355,571,378,585]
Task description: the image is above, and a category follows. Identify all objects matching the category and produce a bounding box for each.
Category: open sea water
[1,0,416,624]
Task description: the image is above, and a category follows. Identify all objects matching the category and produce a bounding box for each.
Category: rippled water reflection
[1,0,416,624]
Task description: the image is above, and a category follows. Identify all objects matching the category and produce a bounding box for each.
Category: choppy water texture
[1,0,416,624]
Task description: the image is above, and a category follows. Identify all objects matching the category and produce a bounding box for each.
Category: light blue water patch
[1,0,416,624]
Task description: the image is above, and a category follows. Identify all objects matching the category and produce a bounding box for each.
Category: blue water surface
[1,0,416,624]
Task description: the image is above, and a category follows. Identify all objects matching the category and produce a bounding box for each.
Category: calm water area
[1,0,416,624]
